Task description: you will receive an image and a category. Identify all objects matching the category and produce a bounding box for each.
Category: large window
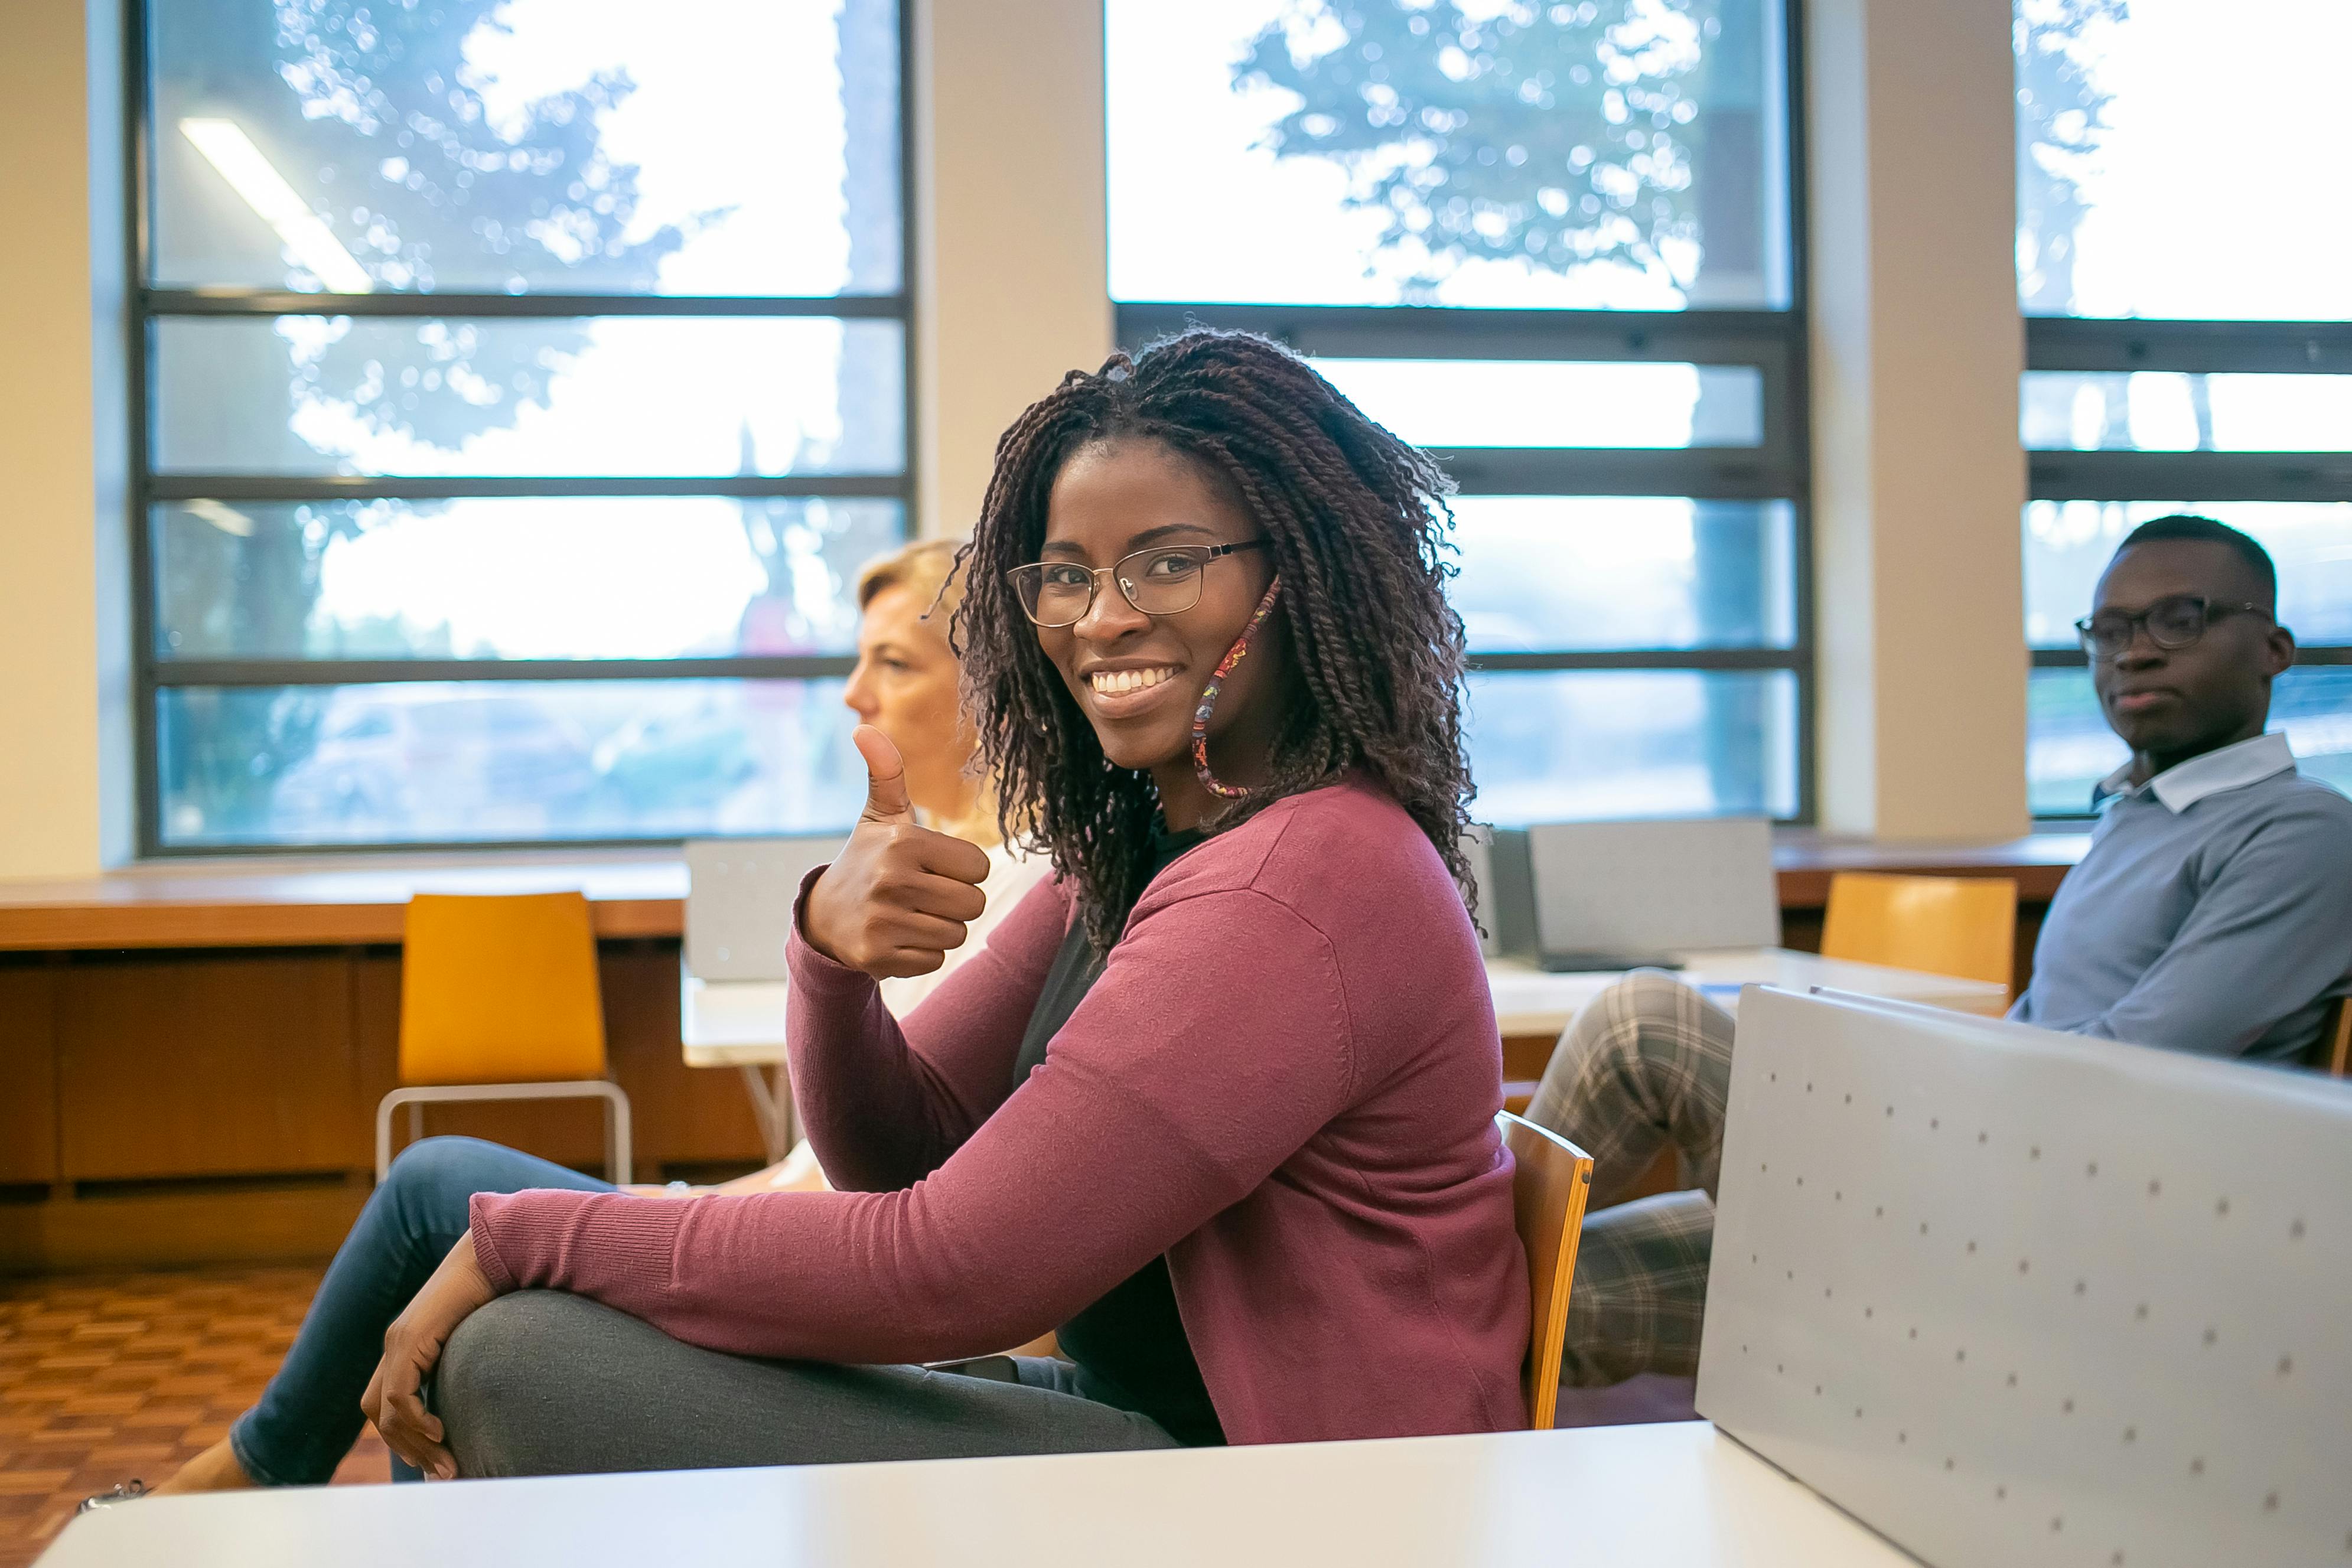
[1106,0,1807,824]
[2017,0,2352,816]
[136,0,910,850]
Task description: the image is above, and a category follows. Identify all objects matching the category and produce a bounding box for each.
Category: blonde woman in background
[850,537,1047,1019]
[113,536,1033,1503]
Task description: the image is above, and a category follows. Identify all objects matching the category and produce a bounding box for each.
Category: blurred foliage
[1236,0,1728,296]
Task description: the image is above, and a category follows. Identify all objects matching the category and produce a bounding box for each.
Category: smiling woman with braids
[363,330,1527,1477]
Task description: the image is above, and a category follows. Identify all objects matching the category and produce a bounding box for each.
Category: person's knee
[436,1292,594,1475]
[383,1136,505,1210]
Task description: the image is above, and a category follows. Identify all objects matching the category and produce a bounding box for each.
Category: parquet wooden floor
[0,1265,387,1566]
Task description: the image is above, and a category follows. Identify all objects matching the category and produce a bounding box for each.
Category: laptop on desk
[683,836,848,982]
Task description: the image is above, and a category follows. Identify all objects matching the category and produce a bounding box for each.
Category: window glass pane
[1453,497,1794,650]
[157,679,864,846]
[2021,373,2352,452]
[155,498,903,661]
[1467,669,1797,823]
[2028,665,2352,815]
[153,317,904,476]
[1107,0,1790,309]
[151,0,900,295]
[2023,501,2352,647]
[2017,0,2352,320]
[1320,358,1762,448]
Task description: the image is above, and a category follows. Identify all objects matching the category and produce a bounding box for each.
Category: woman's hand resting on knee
[362,1234,499,1480]
[802,726,992,980]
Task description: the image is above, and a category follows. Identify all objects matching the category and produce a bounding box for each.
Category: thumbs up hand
[803,725,995,980]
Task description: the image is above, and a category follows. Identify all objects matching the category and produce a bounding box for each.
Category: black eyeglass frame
[2074,595,2275,661]
[1006,540,1270,628]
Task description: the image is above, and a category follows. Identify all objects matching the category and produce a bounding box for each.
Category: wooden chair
[1496,1109,1594,1430]
[375,892,630,1183]
[1820,871,2018,992]
[2310,996,2352,1077]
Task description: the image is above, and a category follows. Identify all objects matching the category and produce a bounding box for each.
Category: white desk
[685,950,2014,1157]
[1487,949,2010,1039]
[37,1421,1916,1568]
[680,963,795,1161]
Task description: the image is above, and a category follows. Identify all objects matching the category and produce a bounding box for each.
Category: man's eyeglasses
[2075,594,2273,661]
[1007,540,1268,628]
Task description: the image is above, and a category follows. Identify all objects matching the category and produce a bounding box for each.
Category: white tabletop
[683,949,2012,1067]
[1487,948,2011,1038]
[38,1422,1916,1568]
[680,962,794,1067]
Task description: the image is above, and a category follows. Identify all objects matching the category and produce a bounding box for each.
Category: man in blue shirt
[1530,514,2352,1390]
[2010,514,2352,1060]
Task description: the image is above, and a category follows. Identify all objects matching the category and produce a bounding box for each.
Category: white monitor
[1698,986,2352,1568]
[683,836,847,982]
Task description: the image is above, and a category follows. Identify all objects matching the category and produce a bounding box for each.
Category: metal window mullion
[2027,317,2352,376]
[145,475,911,503]
[1114,301,1803,367]
[1467,649,1806,673]
[2027,451,2352,504]
[2030,646,2352,669]
[151,657,859,688]
[144,289,910,320]
[1436,447,1803,500]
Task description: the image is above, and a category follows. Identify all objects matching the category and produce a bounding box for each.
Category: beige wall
[0,0,2042,877]
[1807,0,2030,840]
[913,0,1113,537]
[0,0,113,879]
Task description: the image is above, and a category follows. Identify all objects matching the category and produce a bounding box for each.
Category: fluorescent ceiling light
[180,118,373,294]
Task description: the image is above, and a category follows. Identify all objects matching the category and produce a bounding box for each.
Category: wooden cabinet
[56,951,359,1179]
[0,959,59,1183]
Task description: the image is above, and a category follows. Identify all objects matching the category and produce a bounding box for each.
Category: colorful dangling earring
[1191,575,1282,800]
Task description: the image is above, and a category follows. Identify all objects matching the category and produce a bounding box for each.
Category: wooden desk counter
[0,832,2087,952]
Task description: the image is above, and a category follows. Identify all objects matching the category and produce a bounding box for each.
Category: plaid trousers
[1523,970,1736,1388]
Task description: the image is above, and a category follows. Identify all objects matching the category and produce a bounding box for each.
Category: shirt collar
[2094,731,2298,814]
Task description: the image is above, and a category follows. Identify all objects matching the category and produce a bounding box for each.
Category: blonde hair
[855,536,967,624]
[851,534,1005,846]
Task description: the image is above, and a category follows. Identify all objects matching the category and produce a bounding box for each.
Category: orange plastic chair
[1820,872,2018,993]
[374,892,630,1183]
[1496,1109,1594,1430]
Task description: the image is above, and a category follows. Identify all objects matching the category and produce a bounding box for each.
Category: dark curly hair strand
[952,328,1475,953]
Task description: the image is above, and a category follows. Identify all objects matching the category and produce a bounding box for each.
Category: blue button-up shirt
[2010,732,2352,1062]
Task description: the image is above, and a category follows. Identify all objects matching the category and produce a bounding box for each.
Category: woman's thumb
[854,725,914,823]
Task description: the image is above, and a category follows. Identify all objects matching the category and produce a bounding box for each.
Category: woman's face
[1035,439,1285,826]
[843,581,976,823]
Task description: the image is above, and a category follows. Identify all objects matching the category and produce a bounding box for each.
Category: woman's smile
[1081,660,1189,718]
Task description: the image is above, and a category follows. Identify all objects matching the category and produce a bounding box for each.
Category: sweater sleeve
[2080,804,2352,1055]
[468,886,1356,1365]
[784,868,1070,1193]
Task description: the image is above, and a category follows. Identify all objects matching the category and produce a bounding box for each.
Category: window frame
[1110,1,1815,823]
[124,0,920,856]
[2024,316,2352,820]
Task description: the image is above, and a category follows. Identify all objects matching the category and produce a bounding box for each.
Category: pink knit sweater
[470,780,1528,1444]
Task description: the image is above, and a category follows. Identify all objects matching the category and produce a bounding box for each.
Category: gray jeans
[438,1292,1180,1478]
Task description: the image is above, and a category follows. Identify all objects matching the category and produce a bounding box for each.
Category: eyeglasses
[2074,594,2273,661]
[1006,540,1268,628]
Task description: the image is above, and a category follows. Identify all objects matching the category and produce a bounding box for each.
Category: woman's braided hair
[952,328,1475,952]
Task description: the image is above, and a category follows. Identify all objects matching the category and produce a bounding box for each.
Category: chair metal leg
[375,1094,398,1185]
[599,1080,633,1186]
[409,1101,424,1147]
[736,1065,787,1163]
[374,1080,634,1186]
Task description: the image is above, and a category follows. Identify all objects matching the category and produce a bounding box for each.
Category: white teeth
[1090,666,1177,697]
